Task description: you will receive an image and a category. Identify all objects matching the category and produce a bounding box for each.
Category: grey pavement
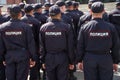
[74,65,120,80]
[30,64,120,80]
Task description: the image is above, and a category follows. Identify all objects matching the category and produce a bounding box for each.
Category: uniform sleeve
[108,13,112,23]
[33,20,41,54]
[0,32,6,61]
[39,29,46,64]
[77,16,84,34]
[103,12,109,22]
[67,25,75,64]
[111,26,120,64]
[26,26,37,61]
[76,27,85,63]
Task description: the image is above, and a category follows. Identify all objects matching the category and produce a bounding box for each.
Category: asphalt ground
[1,2,120,80]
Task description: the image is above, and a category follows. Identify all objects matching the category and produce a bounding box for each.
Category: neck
[92,13,103,19]
[26,13,33,16]
[51,14,61,20]
[12,18,20,20]
[51,17,61,20]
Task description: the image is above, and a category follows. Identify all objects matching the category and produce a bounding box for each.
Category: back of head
[91,1,104,13]
[34,3,42,11]
[49,5,61,17]
[65,0,73,8]
[10,5,22,19]
[24,4,34,13]
[73,2,79,8]
[88,0,101,9]
[44,2,52,7]
[55,0,65,7]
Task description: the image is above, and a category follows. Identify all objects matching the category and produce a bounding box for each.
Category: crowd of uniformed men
[0,0,120,80]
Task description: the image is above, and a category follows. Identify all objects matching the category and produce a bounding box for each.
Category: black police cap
[19,2,25,9]
[49,5,61,16]
[116,1,120,6]
[44,2,51,7]
[34,3,42,10]
[73,2,79,7]
[55,1,65,7]
[24,4,34,13]
[65,0,73,7]
[10,5,22,13]
[91,2,104,13]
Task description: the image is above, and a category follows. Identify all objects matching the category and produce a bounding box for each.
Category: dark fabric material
[5,59,29,80]
[83,53,113,80]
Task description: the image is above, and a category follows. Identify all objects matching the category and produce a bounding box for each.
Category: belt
[86,51,110,54]
[7,48,26,51]
[47,50,66,54]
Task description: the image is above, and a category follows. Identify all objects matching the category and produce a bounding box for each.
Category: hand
[113,64,118,72]
[42,64,46,69]
[30,59,36,68]
[3,61,6,66]
[78,62,83,71]
[69,64,74,70]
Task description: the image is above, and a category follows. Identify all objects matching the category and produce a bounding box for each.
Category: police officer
[21,4,41,80]
[65,0,81,38]
[64,0,76,37]
[19,2,25,16]
[55,0,73,26]
[0,5,36,80]
[64,1,78,80]
[109,1,120,38]
[33,3,49,80]
[40,5,75,80]
[42,2,52,17]
[73,1,84,36]
[34,3,48,25]
[73,2,84,16]
[0,5,7,80]
[47,1,75,80]
[77,2,120,80]
[78,0,109,34]
[3,6,11,22]
[0,5,8,24]
[64,1,75,29]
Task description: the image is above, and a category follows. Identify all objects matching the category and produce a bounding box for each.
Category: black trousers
[0,64,6,80]
[5,59,29,80]
[45,53,69,80]
[83,53,113,80]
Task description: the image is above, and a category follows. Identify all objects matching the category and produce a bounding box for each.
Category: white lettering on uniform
[45,32,62,36]
[5,31,22,36]
[113,14,120,16]
[28,24,33,27]
[90,32,109,37]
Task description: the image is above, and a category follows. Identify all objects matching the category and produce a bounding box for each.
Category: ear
[18,12,22,19]
[89,9,93,14]
[102,9,105,14]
